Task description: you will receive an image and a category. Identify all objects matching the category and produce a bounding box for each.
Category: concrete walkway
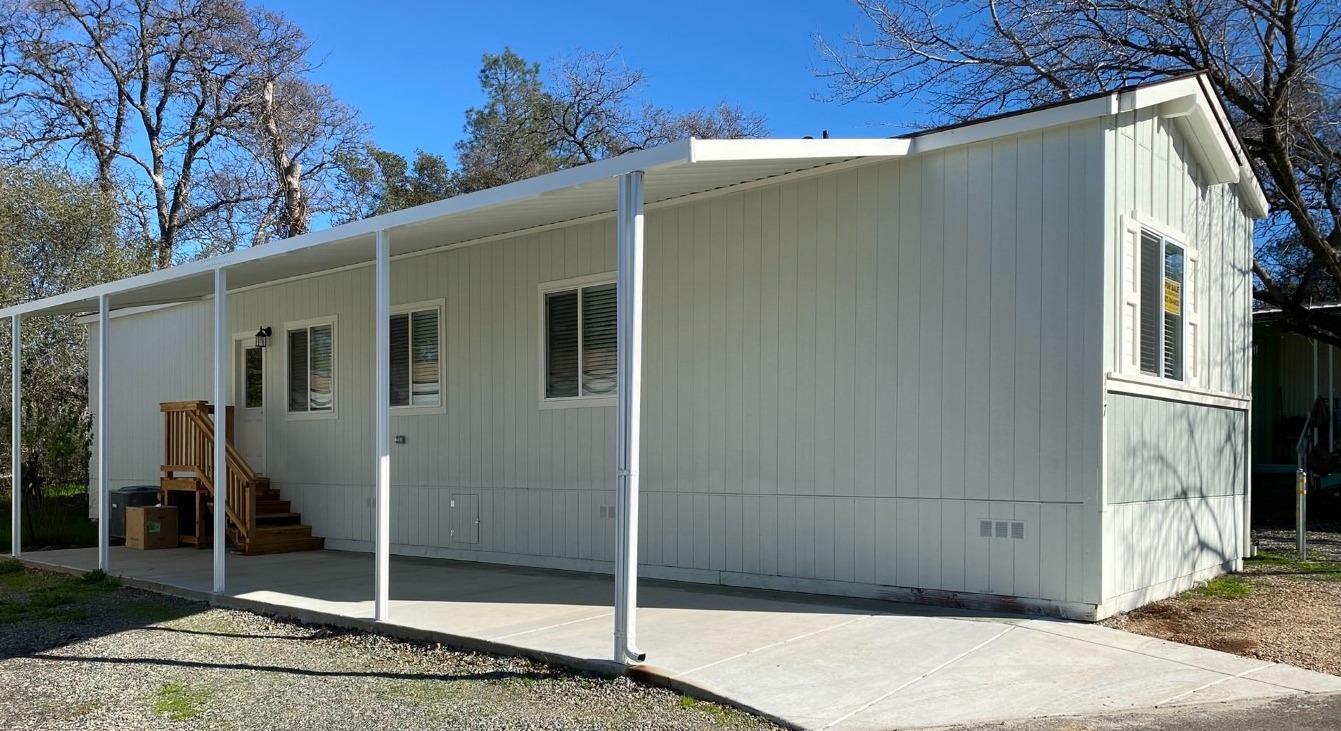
[21,547,1341,730]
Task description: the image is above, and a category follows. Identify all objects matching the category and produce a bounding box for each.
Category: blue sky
[273,0,928,159]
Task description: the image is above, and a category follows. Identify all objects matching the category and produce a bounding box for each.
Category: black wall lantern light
[254,326,272,349]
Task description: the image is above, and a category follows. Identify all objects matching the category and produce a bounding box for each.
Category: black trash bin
[109,485,161,543]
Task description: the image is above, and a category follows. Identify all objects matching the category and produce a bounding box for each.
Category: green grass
[1246,551,1341,581]
[1186,575,1252,599]
[151,682,210,721]
[678,696,759,728]
[0,567,118,624]
[0,486,99,550]
[374,680,455,705]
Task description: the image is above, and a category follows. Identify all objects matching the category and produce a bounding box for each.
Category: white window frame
[390,299,446,415]
[284,315,339,421]
[538,272,617,410]
[1138,225,1187,384]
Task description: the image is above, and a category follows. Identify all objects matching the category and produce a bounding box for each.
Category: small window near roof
[1138,229,1185,381]
[544,281,616,401]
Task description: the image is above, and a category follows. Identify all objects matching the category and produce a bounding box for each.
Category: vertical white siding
[86,302,213,517]
[1102,108,1254,608]
[91,120,1108,610]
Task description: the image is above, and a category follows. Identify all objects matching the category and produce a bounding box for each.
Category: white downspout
[614,171,647,664]
[213,268,228,594]
[97,294,110,572]
[374,229,392,622]
[10,315,20,558]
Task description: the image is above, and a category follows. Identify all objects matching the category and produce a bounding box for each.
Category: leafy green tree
[334,146,457,220]
[452,48,767,195]
[454,49,565,194]
[0,166,146,511]
[341,47,767,217]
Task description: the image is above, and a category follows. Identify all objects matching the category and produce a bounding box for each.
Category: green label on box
[148,520,161,534]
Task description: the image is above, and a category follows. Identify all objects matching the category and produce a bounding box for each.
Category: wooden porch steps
[161,401,324,556]
[245,525,325,555]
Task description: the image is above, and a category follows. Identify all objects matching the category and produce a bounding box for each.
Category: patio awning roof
[0,138,910,318]
[0,72,1269,321]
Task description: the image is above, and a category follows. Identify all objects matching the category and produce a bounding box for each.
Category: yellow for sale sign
[1164,279,1182,316]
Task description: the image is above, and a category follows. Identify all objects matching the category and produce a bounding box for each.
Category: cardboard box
[126,506,179,550]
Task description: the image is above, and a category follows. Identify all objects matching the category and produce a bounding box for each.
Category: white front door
[234,340,267,474]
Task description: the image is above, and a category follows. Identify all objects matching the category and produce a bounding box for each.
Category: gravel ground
[0,564,775,731]
[1103,526,1341,677]
[1253,521,1341,561]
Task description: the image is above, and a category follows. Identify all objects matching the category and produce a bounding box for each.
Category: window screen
[288,328,308,412]
[545,290,580,398]
[581,284,617,396]
[544,282,617,400]
[308,324,333,411]
[1138,229,1186,381]
[389,308,441,408]
[287,323,334,413]
[1163,243,1184,380]
[1138,230,1162,376]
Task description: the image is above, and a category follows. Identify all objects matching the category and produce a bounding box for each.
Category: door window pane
[244,347,263,409]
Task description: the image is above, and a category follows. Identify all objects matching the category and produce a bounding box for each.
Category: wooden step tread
[253,507,301,517]
[241,536,324,555]
[252,524,314,537]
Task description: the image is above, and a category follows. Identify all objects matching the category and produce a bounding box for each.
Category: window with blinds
[390,307,441,408]
[288,321,335,414]
[544,280,617,400]
[1138,228,1185,381]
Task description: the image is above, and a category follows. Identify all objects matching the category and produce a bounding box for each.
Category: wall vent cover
[979,520,993,538]
[1011,521,1025,540]
[994,521,1009,538]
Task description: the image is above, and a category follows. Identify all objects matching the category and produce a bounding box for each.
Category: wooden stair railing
[161,400,258,548]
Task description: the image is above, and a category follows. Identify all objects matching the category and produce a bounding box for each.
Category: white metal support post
[374,230,391,622]
[10,316,20,558]
[613,171,646,665]
[213,268,228,594]
[97,294,110,572]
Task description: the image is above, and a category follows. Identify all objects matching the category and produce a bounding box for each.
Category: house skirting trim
[326,538,1102,621]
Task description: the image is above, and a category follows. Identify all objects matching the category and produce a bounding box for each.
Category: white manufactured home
[4,74,1265,657]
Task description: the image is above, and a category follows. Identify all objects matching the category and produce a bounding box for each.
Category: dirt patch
[1104,528,1341,677]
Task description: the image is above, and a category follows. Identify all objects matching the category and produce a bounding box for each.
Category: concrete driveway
[23,547,1341,730]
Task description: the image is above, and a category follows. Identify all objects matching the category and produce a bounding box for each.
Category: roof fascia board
[906,94,1117,155]
[1121,75,1268,218]
[689,138,910,162]
[75,302,187,325]
[1152,94,1241,185]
